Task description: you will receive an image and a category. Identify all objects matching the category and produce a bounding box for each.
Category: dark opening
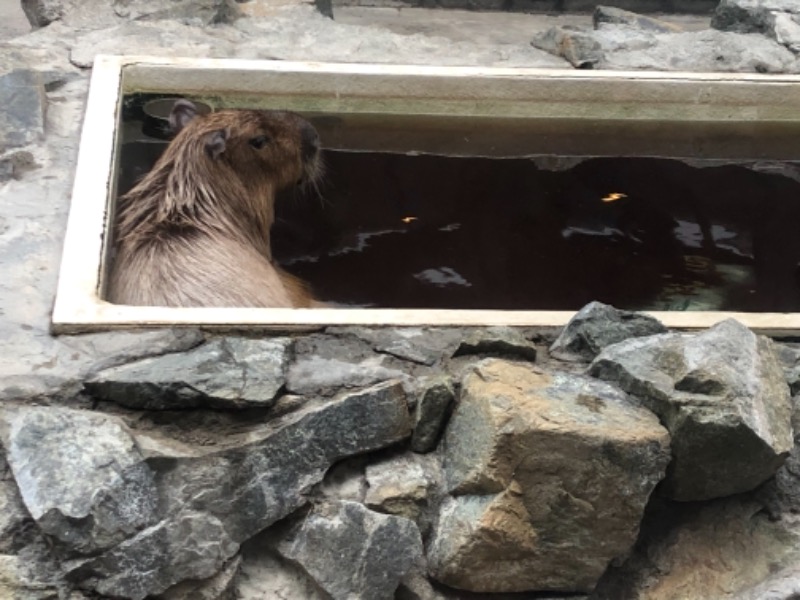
[117,95,800,312]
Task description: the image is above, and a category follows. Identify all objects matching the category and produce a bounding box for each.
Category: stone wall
[333,0,719,16]
[3,1,800,598]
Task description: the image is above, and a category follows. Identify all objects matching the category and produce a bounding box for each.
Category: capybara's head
[168,99,322,193]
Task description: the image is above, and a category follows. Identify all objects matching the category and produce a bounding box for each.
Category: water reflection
[273,152,800,312]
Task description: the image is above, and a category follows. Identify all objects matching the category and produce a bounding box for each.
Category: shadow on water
[116,98,800,313]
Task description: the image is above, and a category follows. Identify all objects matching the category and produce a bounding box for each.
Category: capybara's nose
[301,122,320,161]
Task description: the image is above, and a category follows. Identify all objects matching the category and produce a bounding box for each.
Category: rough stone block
[550,301,667,362]
[84,337,291,410]
[590,319,793,501]
[453,327,537,362]
[411,376,455,453]
[0,407,158,555]
[67,510,238,600]
[278,501,423,600]
[429,359,670,593]
[365,452,443,535]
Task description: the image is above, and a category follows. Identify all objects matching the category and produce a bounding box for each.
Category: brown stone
[428,359,670,593]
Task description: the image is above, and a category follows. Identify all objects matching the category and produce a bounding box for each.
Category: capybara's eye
[249,135,271,150]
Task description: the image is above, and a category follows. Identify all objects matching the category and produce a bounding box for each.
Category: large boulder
[590,319,793,501]
[427,359,670,593]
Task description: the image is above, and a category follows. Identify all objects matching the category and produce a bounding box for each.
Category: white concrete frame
[52,55,800,334]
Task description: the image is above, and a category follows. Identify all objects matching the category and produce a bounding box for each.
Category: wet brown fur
[107,103,322,308]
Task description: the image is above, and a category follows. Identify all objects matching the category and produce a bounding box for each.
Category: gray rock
[533,25,799,73]
[396,569,448,600]
[365,452,443,535]
[531,25,605,68]
[0,151,38,182]
[0,550,64,600]
[593,6,683,33]
[236,540,327,600]
[320,457,368,504]
[160,554,240,600]
[0,406,158,555]
[84,337,292,410]
[452,327,538,362]
[773,12,800,53]
[146,380,411,543]
[590,319,793,501]
[738,561,800,600]
[111,0,241,25]
[331,327,463,366]
[278,501,423,600]
[287,355,407,396]
[550,302,667,363]
[712,0,800,34]
[21,0,64,27]
[0,452,30,554]
[61,381,409,598]
[592,496,800,600]
[0,69,45,151]
[429,359,670,593]
[21,0,240,29]
[67,511,238,600]
[411,377,455,453]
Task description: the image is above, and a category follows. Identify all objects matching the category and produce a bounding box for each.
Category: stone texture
[287,337,410,395]
[21,0,240,29]
[738,562,800,600]
[1,382,410,599]
[0,150,38,182]
[713,0,800,55]
[60,5,566,70]
[590,319,793,501]
[111,0,241,25]
[428,359,670,593]
[593,497,800,600]
[712,0,800,34]
[550,301,667,363]
[365,452,443,535]
[84,337,292,410]
[0,551,64,600]
[278,501,423,600]
[411,376,455,453]
[332,327,463,366]
[67,510,238,600]
[160,554,240,600]
[532,25,799,72]
[0,406,158,555]
[593,6,683,33]
[21,0,64,28]
[147,379,412,542]
[0,68,45,151]
[452,326,538,362]
[236,540,328,600]
[0,453,29,554]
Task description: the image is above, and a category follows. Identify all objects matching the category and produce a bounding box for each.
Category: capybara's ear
[169,99,199,133]
[204,128,229,160]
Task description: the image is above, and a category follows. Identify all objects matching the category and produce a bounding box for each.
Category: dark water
[116,99,800,312]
